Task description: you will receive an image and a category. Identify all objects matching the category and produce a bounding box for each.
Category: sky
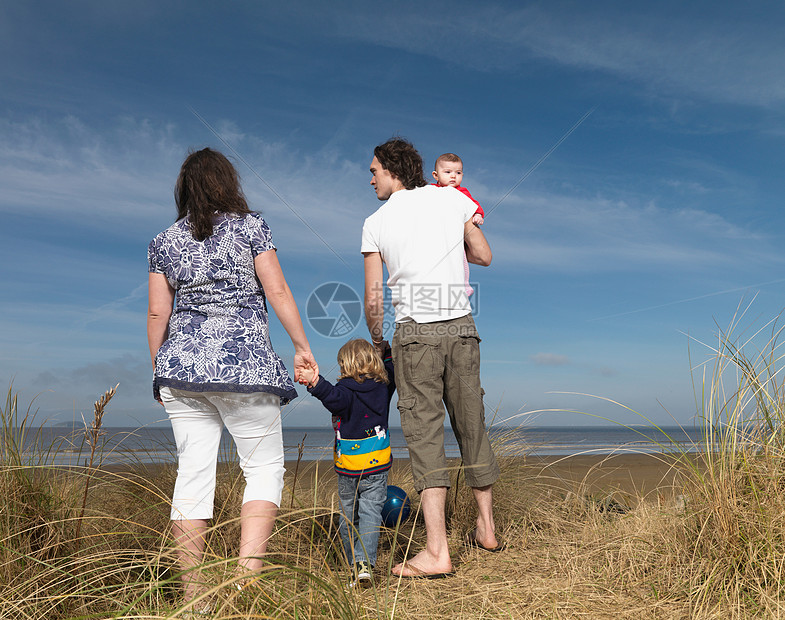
[2,0,785,432]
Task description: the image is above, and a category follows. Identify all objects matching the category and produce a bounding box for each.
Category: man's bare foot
[392,549,452,578]
[469,526,500,551]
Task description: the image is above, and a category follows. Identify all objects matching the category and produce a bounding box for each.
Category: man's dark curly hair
[373,138,426,190]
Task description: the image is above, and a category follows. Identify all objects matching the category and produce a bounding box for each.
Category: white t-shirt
[361,184,476,324]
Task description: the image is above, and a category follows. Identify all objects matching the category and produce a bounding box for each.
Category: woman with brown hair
[147,147,318,599]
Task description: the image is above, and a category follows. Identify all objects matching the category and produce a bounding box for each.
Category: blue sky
[2,1,785,431]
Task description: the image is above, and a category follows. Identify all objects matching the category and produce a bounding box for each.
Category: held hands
[298,366,319,388]
[471,213,484,226]
[293,350,319,387]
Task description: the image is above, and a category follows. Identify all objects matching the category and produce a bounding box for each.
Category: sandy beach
[118,452,690,501]
[275,452,690,504]
[517,453,689,497]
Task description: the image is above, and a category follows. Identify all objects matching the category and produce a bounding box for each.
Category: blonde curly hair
[337,339,389,384]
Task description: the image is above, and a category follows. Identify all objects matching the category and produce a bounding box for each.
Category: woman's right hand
[293,350,319,385]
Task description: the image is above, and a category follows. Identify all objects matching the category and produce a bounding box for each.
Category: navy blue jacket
[307,352,395,476]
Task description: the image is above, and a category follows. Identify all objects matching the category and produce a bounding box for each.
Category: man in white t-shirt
[361,138,502,579]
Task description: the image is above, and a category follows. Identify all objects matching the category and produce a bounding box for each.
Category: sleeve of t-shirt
[360,214,380,253]
[147,236,164,274]
[245,212,276,256]
[452,188,479,223]
[456,186,485,217]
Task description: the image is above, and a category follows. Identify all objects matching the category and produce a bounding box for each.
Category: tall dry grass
[5,309,785,618]
[675,309,785,617]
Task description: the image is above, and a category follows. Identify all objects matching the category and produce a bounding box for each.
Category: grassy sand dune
[0,436,701,619]
[4,311,785,618]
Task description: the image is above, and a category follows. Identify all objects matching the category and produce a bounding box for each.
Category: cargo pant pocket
[397,397,421,442]
[400,338,441,383]
[456,335,481,376]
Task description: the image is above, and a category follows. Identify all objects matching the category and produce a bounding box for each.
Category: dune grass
[5,313,785,618]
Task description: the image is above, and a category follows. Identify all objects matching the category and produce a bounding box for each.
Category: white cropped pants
[160,387,285,521]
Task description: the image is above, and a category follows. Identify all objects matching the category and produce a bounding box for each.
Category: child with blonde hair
[300,339,395,587]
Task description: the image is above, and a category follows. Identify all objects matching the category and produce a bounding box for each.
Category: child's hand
[472,213,484,226]
[299,367,318,388]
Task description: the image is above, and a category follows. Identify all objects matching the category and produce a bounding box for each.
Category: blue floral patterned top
[148,212,298,404]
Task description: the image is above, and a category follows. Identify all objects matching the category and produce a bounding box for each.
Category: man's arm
[464,220,492,266]
[363,251,385,348]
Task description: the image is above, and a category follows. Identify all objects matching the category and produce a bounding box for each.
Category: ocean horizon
[16,424,707,468]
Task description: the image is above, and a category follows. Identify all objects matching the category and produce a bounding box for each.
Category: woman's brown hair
[175,147,252,241]
[337,339,389,384]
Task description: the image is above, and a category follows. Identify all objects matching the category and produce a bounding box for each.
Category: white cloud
[0,301,145,365]
[0,116,178,231]
[335,3,785,108]
[21,353,158,426]
[531,352,570,366]
[505,7,785,107]
[665,179,711,194]
[484,188,775,273]
[32,354,147,392]
[0,115,372,263]
[3,113,774,284]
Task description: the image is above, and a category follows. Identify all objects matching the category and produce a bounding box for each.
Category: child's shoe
[349,561,373,588]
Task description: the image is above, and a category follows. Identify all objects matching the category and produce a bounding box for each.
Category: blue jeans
[337,470,388,566]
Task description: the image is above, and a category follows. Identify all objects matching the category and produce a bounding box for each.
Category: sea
[15,424,707,468]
